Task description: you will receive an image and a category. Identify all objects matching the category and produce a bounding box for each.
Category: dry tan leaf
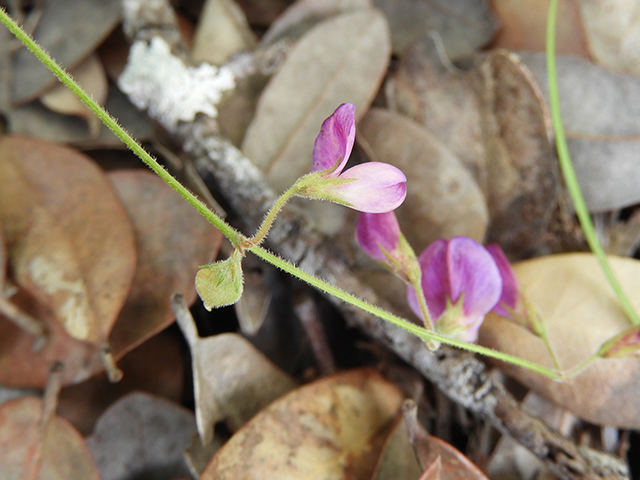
[242,9,391,191]
[201,368,404,480]
[491,0,590,57]
[389,42,561,258]
[519,52,640,211]
[86,392,196,480]
[0,288,103,388]
[479,253,640,427]
[0,136,136,344]
[373,413,423,480]
[0,396,101,480]
[579,0,640,75]
[40,54,108,137]
[373,0,497,57]
[403,401,489,480]
[106,170,222,358]
[12,0,121,104]
[358,108,488,253]
[260,0,372,45]
[191,0,257,65]
[191,332,296,442]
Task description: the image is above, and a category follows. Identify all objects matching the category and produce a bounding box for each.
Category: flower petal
[410,239,449,320]
[333,162,407,213]
[446,237,502,322]
[312,103,356,174]
[486,244,519,317]
[356,212,401,262]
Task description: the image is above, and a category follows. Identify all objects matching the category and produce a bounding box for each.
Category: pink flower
[408,237,502,343]
[356,212,402,263]
[356,211,417,281]
[299,103,407,213]
[486,244,543,335]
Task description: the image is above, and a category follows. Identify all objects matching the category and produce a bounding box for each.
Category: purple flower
[486,244,543,335]
[356,211,417,281]
[408,237,502,343]
[300,103,407,213]
[356,212,402,263]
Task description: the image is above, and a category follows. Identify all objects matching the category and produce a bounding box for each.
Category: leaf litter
[2,0,640,477]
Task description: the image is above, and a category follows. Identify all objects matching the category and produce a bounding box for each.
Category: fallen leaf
[389,43,561,258]
[0,221,5,288]
[0,135,137,344]
[0,396,101,480]
[40,54,108,137]
[57,331,185,435]
[191,0,257,65]
[242,9,391,191]
[8,86,154,147]
[0,288,103,388]
[373,413,423,480]
[518,52,640,211]
[200,368,404,480]
[358,108,488,253]
[106,170,221,357]
[578,0,640,75]
[403,401,490,480]
[12,0,121,104]
[174,296,297,443]
[491,0,590,58]
[479,253,640,427]
[260,0,372,45]
[373,0,498,57]
[86,392,196,480]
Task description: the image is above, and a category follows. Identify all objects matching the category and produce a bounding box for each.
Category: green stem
[0,7,244,249]
[546,0,640,326]
[249,184,298,246]
[0,7,563,380]
[248,245,562,380]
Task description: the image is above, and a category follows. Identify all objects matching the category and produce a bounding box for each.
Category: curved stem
[0,7,563,381]
[249,184,298,246]
[248,245,562,380]
[546,0,640,326]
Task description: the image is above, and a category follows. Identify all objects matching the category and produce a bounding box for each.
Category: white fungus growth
[118,37,235,128]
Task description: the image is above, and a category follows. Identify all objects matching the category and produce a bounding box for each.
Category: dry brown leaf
[86,392,196,480]
[0,288,103,388]
[390,43,561,258]
[479,253,640,427]
[12,0,121,104]
[0,396,101,480]
[242,9,391,191]
[0,221,5,289]
[201,368,404,480]
[579,0,640,75]
[106,170,222,358]
[518,52,640,211]
[176,299,297,444]
[0,136,136,344]
[40,54,108,137]
[491,0,590,57]
[403,401,489,480]
[358,108,488,253]
[372,413,423,480]
[57,332,185,435]
[374,0,497,57]
[191,0,257,65]
[260,0,372,45]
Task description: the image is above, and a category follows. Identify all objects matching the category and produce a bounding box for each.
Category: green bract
[196,249,244,310]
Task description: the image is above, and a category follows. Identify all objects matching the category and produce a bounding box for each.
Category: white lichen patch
[118,37,236,128]
[29,256,92,340]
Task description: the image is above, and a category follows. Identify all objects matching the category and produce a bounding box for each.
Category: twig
[117,1,629,478]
